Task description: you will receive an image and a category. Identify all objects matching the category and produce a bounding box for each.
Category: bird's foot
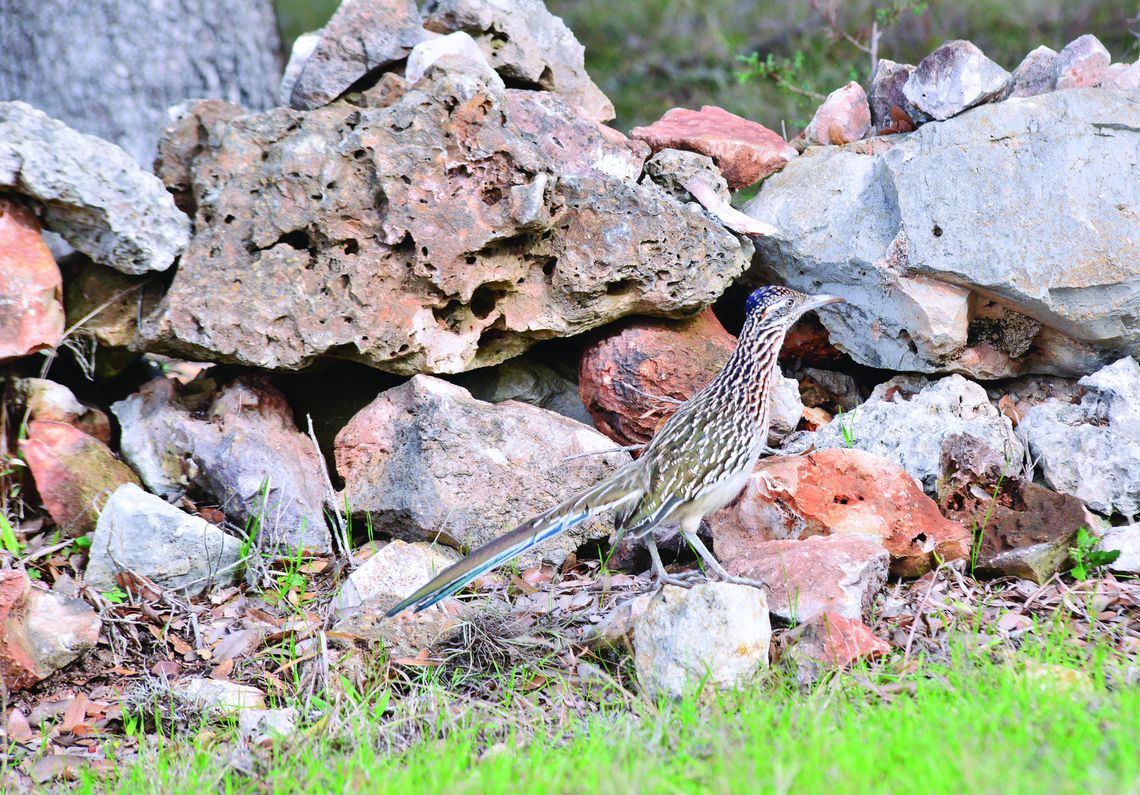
[651,568,704,589]
[713,572,768,591]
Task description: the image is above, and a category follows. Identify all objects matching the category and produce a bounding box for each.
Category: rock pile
[0,0,1136,704]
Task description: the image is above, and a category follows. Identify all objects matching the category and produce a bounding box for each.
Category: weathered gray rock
[1021,357,1140,519]
[454,357,593,426]
[869,59,916,129]
[144,68,748,374]
[289,0,426,110]
[406,31,497,85]
[1010,45,1058,98]
[0,102,190,274]
[633,583,770,700]
[87,483,242,596]
[15,377,111,444]
[770,373,805,444]
[0,0,281,167]
[642,149,731,206]
[280,32,321,106]
[335,376,630,568]
[113,376,332,553]
[801,375,1022,494]
[424,0,614,123]
[1053,34,1110,90]
[238,708,298,744]
[1101,523,1140,574]
[744,89,1139,379]
[173,678,265,713]
[1106,62,1140,91]
[903,40,1011,121]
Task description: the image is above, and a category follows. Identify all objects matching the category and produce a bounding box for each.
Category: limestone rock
[290,0,426,110]
[869,59,916,130]
[721,534,889,624]
[14,378,111,444]
[1020,357,1140,519]
[19,421,140,535]
[1106,62,1140,91]
[630,105,796,190]
[238,708,298,744]
[1010,45,1058,98]
[0,570,101,692]
[0,102,190,275]
[60,255,158,376]
[0,197,63,361]
[86,483,242,596]
[335,376,630,568]
[903,40,1011,121]
[1100,524,1140,574]
[743,89,1138,379]
[280,32,321,106]
[633,583,770,700]
[406,31,496,85]
[804,82,871,145]
[424,0,614,123]
[144,70,749,374]
[1053,34,1110,90]
[710,449,969,578]
[113,376,332,553]
[173,678,265,713]
[783,613,890,684]
[455,357,593,425]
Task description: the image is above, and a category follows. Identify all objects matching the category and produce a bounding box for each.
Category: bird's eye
[784,298,795,309]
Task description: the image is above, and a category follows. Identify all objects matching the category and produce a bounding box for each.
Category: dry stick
[306,414,353,569]
[903,564,945,664]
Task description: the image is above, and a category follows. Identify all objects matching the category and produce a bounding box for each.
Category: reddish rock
[721,534,889,623]
[1106,62,1140,91]
[579,309,736,447]
[630,105,797,190]
[805,81,871,145]
[15,378,112,444]
[0,570,101,692]
[18,421,141,535]
[0,196,64,361]
[779,315,846,366]
[1053,34,1110,89]
[710,448,970,578]
[784,612,890,682]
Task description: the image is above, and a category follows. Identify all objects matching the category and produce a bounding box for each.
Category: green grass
[80,632,1140,795]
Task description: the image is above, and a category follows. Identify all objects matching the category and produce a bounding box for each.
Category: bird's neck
[711,317,784,426]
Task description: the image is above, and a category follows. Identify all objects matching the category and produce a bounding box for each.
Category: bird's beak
[798,293,844,317]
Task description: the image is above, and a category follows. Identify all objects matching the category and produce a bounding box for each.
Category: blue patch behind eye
[745,286,780,315]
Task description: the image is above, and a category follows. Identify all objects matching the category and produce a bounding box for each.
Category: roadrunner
[388,286,843,615]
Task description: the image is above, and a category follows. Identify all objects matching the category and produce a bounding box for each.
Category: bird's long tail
[386,472,644,616]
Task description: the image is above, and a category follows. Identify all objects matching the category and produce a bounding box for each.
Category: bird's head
[744,285,844,328]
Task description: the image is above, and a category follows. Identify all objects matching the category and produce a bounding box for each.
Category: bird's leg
[679,525,768,591]
[644,533,701,588]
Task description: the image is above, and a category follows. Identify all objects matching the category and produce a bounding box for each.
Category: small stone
[406,31,498,85]
[721,534,889,624]
[784,613,890,684]
[630,105,797,190]
[1100,524,1140,574]
[238,707,297,744]
[173,678,265,713]
[1053,34,1110,90]
[19,421,140,535]
[333,540,459,615]
[86,483,243,596]
[454,357,593,426]
[582,592,653,649]
[0,570,101,691]
[279,31,321,106]
[0,196,63,361]
[1105,62,1140,91]
[711,448,970,577]
[805,82,871,145]
[14,378,111,444]
[642,149,732,206]
[869,60,917,130]
[0,102,190,275]
[903,40,1012,121]
[1009,45,1058,98]
[289,0,426,110]
[633,582,770,700]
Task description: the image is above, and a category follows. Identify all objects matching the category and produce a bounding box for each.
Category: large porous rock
[0,0,280,167]
[804,82,871,146]
[1010,45,1058,98]
[454,357,592,425]
[802,375,1022,495]
[335,375,630,567]
[902,40,1011,121]
[0,102,190,274]
[0,570,101,692]
[721,534,889,624]
[86,483,243,596]
[1053,34,1111,90]
[632,583,770,700]
[289,0,427,110]
[1020,357,1140,519]
[578,309,802,448]
[19,421,141,535]
[743,88,1138,379]
[709,449,969,578]
[424,0,614,123]
[937,433,1094,583]
[112,376,332,553]
[0,196,63,361]
[331,540,462,656]
[630,105,796,190]
[143,67,749,375]
[14,377,111,444]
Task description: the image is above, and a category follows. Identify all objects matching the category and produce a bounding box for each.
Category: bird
[387,286,844,616]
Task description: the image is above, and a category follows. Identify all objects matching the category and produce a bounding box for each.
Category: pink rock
[1105,62,1140,91]
[710,448,970,577]
[721,534,889,623]
[0,570,101,691]
[18,421,140,535]
[805,81,871,145]
[630,105,797,190]
[0,197,64,362]
[1053,34,1110,89]
[784,612,890,683]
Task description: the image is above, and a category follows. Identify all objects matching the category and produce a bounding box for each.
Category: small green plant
[101,585,130,604]
[836,406,857,449]
[968,467,1008,575]
[0,512,22,555]
[1069,527,1120,581]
